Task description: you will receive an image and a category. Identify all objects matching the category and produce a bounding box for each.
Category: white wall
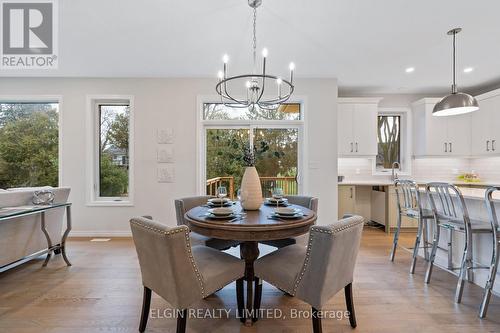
[0,78,338,235]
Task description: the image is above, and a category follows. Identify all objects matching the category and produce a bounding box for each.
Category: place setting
[264,187,290,207]
[201,186,245,222]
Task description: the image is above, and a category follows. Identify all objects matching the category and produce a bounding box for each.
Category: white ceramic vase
[240,166,263,210]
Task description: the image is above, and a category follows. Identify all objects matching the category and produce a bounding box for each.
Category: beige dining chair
[255,215,364,333]
[130,216,245,333]
[261,195,319,248]
[175,196,240,250]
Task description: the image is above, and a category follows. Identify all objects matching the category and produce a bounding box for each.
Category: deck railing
[206,176,298,199]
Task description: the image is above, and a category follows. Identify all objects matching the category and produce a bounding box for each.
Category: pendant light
[433,28,479,116]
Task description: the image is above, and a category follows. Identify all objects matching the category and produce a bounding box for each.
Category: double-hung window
[88,96,134,205]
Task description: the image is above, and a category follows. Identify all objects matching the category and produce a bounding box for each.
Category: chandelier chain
[252,7,257,72]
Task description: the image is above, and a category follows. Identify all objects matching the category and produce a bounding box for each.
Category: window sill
[86,200,134,207]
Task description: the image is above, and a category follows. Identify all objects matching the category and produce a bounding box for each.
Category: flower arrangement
[242,145,256,167]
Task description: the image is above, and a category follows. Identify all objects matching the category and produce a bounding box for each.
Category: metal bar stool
[479,186,500,318]
[390,179,434,273]
[424,182,492,304]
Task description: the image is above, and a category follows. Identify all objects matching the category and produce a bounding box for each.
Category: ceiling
[1,0,500,95]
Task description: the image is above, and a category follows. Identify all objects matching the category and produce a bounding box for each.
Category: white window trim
[0,95,64,187]
[196,95,309,196]
[86,95,135,207]
[372,107,412,176]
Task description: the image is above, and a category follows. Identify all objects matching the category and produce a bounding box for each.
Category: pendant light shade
[433,28,479,116]
[433,92,479,117]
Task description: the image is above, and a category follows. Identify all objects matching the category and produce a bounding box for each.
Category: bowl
[208,198,230,204]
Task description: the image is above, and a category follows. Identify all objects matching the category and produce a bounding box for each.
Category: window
[201,103,303,199]
[88,97,133,205]
[374,109,410,174]
[376,115,401,169]
[0,101,59,188]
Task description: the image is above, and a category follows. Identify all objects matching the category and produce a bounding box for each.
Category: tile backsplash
[338,157,500,183]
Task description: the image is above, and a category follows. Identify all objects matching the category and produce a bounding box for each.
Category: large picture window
[202,103,303,199]
[88,97,133,205]
[0,101,59,188]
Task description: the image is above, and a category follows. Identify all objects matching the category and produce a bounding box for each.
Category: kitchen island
[338,179,500,294]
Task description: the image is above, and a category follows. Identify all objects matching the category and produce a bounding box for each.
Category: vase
[240,166,263,210]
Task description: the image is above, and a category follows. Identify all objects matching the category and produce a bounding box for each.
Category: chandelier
[215,0,295,110]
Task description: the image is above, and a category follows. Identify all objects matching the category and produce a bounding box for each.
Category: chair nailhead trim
[131,219,206,297]
[292,218,364,294]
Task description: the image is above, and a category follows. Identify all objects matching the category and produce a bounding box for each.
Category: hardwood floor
[1,228,499,332]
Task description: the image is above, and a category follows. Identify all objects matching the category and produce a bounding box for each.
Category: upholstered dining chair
[261,195,319,248]
[255,215,365,333]
[130,216,245,333]
[175,196,240,250]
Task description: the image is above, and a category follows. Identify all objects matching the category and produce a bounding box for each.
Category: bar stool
[424,183,492,304]
[479,186,500,318]
[389,179,434,273]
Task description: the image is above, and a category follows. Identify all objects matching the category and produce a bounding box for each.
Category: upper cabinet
[338,98,381,157]
[412,98,471,157]
[471,90,500,156]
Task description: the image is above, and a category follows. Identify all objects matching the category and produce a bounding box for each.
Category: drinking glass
[217,186,227,207]
[271,187,284,208]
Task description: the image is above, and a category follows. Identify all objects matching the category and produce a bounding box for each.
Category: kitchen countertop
[338,180,500,202]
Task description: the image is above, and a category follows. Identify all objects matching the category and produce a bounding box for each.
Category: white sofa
[0,187,71,268]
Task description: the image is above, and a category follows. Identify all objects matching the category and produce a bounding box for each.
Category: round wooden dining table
[185,202,317,326]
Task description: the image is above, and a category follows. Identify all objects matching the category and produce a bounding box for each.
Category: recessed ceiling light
[463,67,474,73]
[405,67,415,73]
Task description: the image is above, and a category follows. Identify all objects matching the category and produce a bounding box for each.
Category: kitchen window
[87,96,134,206]
[374,109,410,175]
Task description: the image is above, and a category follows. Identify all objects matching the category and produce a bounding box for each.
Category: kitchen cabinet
[338,98,381,157]
[412,98,471,157]
[471,90,500,156]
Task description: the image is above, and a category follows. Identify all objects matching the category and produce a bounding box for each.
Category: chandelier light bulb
[222,54,229,64]
[262,48,268,58]
[276,78,282,85]
[217,71,224,79]
[289,62,295,71]
[245,81,251,88]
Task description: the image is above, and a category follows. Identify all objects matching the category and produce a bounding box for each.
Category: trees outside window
[0,103,59,188]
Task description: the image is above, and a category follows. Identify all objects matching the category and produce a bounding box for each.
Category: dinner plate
[274,207,299,216]
[271,212,303,219]
[208,207,233,217]
[207,202,233,207]
[205,213,235,219]
[208,198,230,204]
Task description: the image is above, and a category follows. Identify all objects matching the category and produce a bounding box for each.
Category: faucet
[391,162,401,181]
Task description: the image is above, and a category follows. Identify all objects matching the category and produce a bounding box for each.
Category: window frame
[86,95,134,206]
[197,96,308,196]
[0,95,63,187]
[372,107,412,176]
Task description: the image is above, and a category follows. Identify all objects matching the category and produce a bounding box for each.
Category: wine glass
[217,186,227,207]
[271,187,284,208]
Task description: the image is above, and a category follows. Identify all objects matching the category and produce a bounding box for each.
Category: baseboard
[69,230,132,237]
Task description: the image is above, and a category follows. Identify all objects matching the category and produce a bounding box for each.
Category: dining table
[185,201,317,326]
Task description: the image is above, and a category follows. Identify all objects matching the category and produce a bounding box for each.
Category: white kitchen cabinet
[412,98,471,157]
[338,98,381,157]
[471,90,500,156]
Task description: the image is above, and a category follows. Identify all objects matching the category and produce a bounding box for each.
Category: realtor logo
[1,0,58,69]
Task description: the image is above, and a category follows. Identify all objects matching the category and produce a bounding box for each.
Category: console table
[0,203,72,272]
